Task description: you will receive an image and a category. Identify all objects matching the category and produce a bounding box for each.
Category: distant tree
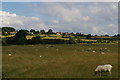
[75,32,79,38]
[105,34,109,36]
[68,36,76,44]
[14,30,27,38]
[31,36,42,44]
[86,34,91,39]
[117,34,120,37]
[97,38,103,43]
[2,27,15,32]
[24,30,29,33]
[76,32,80,36]
[113,34,117,37]
[74,35,77,38]
[70,32,74,36]
[47,29,54,34]
[40,29,46,34]
[62,33,65,38]
[95,34,98,37]
[13,30,28,44]
[77,37,82,43]
[34,31,40,34]
[30,29,36,34]
[2,27,16,35]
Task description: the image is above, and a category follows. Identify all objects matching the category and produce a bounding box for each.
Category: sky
[0,2,118,35]
[1,0,119,2]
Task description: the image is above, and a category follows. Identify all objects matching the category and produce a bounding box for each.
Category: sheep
[101,52,105,54]
[40,56,42,58]
[94,64,112,76]
[92,50,96,53]
[8,54,12,56]
[56,48,59,51]
[87,48,92,52]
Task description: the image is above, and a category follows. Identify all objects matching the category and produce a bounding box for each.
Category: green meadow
[2,44,118,78]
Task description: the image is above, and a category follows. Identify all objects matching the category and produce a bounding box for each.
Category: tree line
[1,27,120,45]
[2,30,77,45]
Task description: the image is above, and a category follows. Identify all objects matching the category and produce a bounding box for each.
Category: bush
[68,37,76,44]
[30,36,42,44]
[6,37,14,44]
[2,39,7,45]
[42,39,66,44]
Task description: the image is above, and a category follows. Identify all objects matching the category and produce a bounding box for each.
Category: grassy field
[2,44,118,78]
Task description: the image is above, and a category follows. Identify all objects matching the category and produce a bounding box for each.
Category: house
[56,32,62,35]
[10,32,17,35]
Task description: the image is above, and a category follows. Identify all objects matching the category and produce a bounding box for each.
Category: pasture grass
[2,44,118,78]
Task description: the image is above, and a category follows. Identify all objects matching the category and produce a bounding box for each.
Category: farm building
[56,32,62,35]
[9,32,17,35]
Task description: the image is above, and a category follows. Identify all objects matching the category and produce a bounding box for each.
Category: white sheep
[40,56,42,58]
[94,64,112,76]
[8,54,12,56]
[92,50,96,53]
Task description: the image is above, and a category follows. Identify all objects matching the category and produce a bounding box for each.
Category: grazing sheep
[56,48,59,51]
[40,56,42,58]
[105,48,107,50]
[49,45,54,47]
[92,50,96,53]
[8,54,12,56]
[88,48,91,50]
[101,52,105,54]
[94,64,112,76]
[87,48,92,51]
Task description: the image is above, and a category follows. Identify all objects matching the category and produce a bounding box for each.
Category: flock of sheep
[85,47,112,76]
[7,45,113,77]
[86,47,110,54]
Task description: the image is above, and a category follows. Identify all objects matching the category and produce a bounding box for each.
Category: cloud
[0,11,48,30]
[31,2,117,35]
[1,2,118,35]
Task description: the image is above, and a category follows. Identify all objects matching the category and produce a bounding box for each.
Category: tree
[2,27,15,32]
[105,34,109,36]
[77,37,82,43]
[86,34,92,39]
[113,34,117,37]
[97,38,103,43]
[70,32,74,36]
[13,30,28,44]
[68,36,76,44]
[76,32,80,36]
[31,36,42,44]
[47,29,54,34]
[14,30,27,38]
[62,33,65,38]
[14,37,27,45]
[95,34,98,37]
[40,29,46,34]
[34,31,40,34]
[30,29,36,34]
[2,27,16,35]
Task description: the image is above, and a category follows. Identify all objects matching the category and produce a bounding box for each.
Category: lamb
[94,64,112,76]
